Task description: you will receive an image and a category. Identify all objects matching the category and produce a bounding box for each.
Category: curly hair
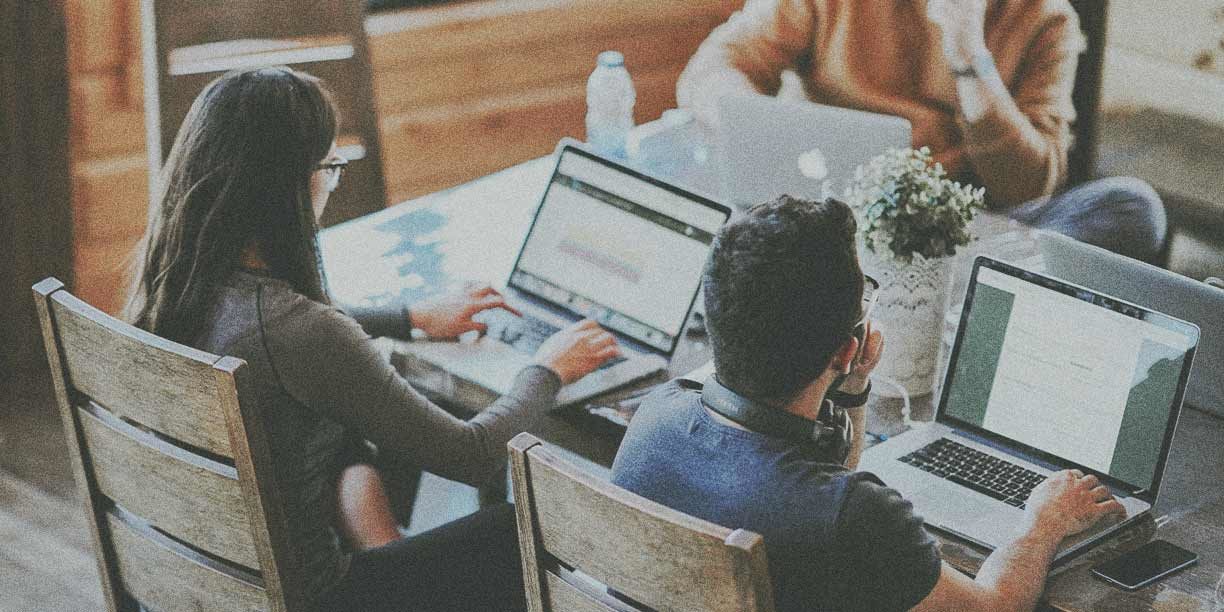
[703,195,864,404]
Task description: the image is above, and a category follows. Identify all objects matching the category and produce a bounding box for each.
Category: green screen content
[941,268,1189,491]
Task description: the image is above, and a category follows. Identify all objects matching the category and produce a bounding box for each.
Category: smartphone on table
[1091,539,1198,591]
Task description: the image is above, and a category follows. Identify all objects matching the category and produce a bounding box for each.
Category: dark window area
[366,0,457,11]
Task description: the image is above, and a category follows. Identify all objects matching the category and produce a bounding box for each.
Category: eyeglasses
[316,157,348,192]
[859,275,880,328]
[850,274,880,359]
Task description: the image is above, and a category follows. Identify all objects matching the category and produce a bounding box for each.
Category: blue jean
[1008,176,1167,263]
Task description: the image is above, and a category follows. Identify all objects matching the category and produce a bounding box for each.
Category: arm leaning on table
[264,292,561,487]
[909,470,1125,612]
[931,0,1085,207]
[836,326,1126,611]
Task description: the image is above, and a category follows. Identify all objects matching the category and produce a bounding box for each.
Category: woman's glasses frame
[316,157,349,192]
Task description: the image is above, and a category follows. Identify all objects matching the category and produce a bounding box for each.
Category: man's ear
[829,336,859,375]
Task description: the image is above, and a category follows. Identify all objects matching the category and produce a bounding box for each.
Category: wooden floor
[0,468,102,610]
[0,374,104,611]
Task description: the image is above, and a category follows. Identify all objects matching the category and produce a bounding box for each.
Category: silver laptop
[1038,230,1224,416]
[715,94,911,207]
[859,257,1199,562]
[405,143,731,406]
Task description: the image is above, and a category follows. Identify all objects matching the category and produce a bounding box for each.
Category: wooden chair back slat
[105,510,268,612]
[33,278,300,611]
[161,58,368,144]
[544,571,623,612]
[141,0,388,226]
[509,434,776,612]
[150,0,356,50]
[78,402,259,569]
[49,291,233,456]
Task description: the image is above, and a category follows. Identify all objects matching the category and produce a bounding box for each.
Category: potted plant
[845,146,985,397]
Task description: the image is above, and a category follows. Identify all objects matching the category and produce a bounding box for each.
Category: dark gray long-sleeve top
[194,271,561,601]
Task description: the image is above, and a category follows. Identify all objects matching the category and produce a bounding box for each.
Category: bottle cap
[597,51,625,68]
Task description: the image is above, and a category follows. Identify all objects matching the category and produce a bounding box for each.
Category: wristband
[404,306,429,341]
[951,51,997,81]
[827,380,872,407]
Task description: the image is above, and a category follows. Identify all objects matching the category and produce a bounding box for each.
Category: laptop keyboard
[898,438,1047,509]
[485,310,627,371]
[495,314,559,354]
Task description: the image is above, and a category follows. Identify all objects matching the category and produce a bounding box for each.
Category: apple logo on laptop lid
[797,147,829,181]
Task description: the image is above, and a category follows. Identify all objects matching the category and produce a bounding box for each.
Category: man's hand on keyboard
[1025,470,1126,540]
[409,283,521,339]
[533,319,621,385]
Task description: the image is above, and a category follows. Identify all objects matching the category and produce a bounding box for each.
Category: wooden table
[320,156,1224,612]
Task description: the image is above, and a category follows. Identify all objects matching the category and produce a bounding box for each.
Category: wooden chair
[139,0,388,227]
[32,278,303,612]
[508,433,776,612]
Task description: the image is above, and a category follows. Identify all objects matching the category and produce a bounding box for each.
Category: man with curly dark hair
[612,195,1126,612]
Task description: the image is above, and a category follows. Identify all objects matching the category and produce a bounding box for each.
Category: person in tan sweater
[679,0,1166,262]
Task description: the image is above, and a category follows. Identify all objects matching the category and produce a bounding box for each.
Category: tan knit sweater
[678,0,1085,206]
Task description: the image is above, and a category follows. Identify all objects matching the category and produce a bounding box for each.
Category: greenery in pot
[845,147,986,264]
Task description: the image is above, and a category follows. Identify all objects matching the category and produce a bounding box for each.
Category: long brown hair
[126,67,336,344]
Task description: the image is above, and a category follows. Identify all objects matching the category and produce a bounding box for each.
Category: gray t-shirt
[194,271,561,602]
[611,380,942,612]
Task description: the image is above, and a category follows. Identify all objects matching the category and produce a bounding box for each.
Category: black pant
[316,503,528,612]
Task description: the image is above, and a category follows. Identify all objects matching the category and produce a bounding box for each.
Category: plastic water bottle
[586,51,636,158]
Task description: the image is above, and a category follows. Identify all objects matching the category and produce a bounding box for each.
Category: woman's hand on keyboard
[533,319,621,385]
[409,283,520,339]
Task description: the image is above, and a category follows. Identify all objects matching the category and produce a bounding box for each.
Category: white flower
[845,147,985,263]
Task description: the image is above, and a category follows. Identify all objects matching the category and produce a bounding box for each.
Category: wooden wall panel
[381,63,685,202]
[65,0,125,74]
[66,0,740,314]
[74,238,140,316]
[371,25,710,113]
[71,77,145,157]
[73,156,148,243]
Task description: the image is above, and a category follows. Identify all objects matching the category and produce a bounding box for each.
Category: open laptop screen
[510,146,729,353]
[940,259,1199,496]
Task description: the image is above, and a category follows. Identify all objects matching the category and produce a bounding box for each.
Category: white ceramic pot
[860,251,953,398]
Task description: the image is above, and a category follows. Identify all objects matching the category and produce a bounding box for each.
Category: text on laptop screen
[942,266,1195,492]
[511,150,725,351]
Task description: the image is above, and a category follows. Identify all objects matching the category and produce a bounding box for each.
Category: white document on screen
[978,269,1137,472]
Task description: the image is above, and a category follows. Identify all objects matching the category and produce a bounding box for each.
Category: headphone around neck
[700,374,853,465]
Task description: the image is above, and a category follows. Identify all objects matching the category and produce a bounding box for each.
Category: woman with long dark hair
[127,66,617,611]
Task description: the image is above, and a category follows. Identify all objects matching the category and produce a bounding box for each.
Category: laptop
[714,94,911,207]
[1038,230,1224,416]
[858,256,1199,561]
[403,143,732,406]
